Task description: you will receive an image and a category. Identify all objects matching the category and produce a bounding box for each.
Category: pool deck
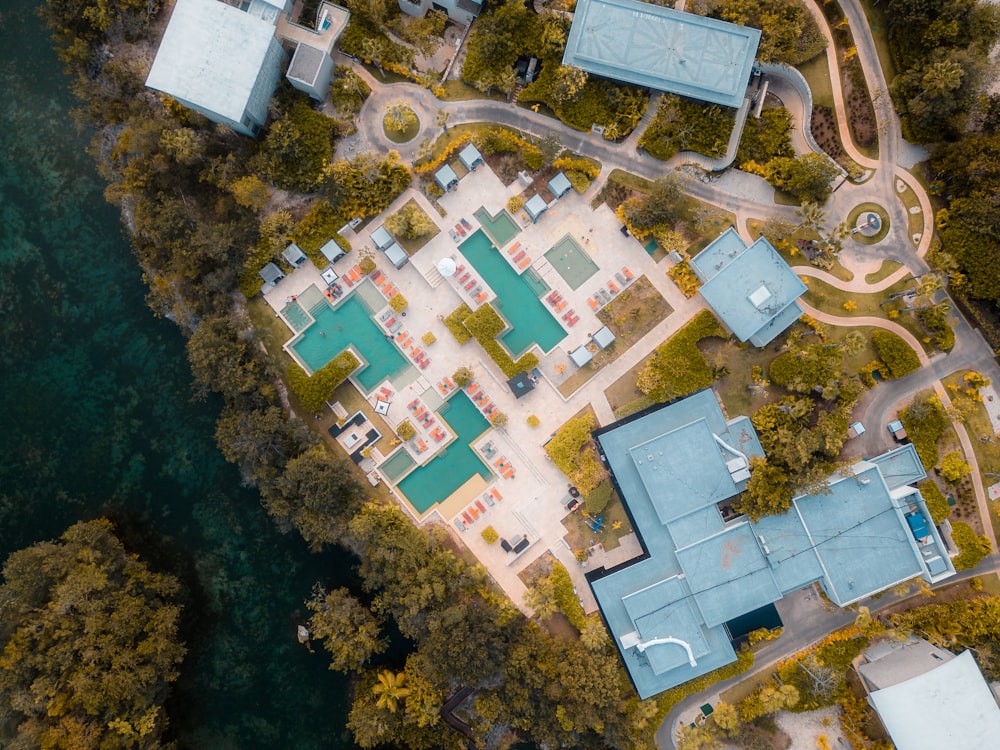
[261,165,707,615]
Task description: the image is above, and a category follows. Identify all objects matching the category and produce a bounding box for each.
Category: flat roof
[371,226,394,249]
[287,43,325,86]
[525,194,548,219]
[562,0,761,108]
[870,650,1000,749]
[146,0,278,124]
[435,164,459,189]
[458,143,483,167]
[548,172,572,197]
[692,231,807,345]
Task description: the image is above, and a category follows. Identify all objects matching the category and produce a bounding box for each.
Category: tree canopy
[0,519,185,749]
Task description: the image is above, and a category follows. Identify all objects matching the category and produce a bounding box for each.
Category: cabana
[320,237,347,264]
[259,262,285,288]
[371,225,395,251]
[282,242,308,267]
[525,194,548,223]
[592,326,616,349]
[459,143,484,171]
[569,346,593,367]
[382,242,409,269]
[548,172,572,199]
[507,372,536,398]
[435,164,459,192]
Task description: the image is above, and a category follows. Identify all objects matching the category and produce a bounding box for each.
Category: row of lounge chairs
[562,308,579,327]
[454,487,503,531]
[436,376,457,396]
[493,455,516,479]
[588,266,636,311]
[341,265,363,287]
[511,249,532,270]
[546,291,568,313]
[453,265,489,304]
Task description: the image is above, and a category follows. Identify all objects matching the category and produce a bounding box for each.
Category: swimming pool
[380,449,415,482]
[474,207,520,247]
[396,392,491,513]
[289,289,412,392]
[281,300,312,331]
[460,230,566,356]
[544,234,599,290]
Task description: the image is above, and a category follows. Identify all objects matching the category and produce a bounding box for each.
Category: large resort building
[562,0,761,108]
[145,0,349,136]
[589,390,955,699]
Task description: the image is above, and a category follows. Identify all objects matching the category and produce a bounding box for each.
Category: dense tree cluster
[0,520,185,748]
[885,0,1000,142]
[691,0,826,65]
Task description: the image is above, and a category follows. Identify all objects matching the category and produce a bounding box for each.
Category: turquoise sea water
[396,392,491,512]
[459,230,567,356]
[0,3,356,747]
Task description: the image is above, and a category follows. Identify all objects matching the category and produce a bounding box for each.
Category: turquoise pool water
[474,207,520,247]
[396,392,491,513]
[290,293,411,392]
[544,234,599,290]
[460,230,566,356]
[380,449,415,482]
[281,300,311,331]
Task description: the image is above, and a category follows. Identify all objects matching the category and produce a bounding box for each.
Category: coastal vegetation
[0,520,185,748]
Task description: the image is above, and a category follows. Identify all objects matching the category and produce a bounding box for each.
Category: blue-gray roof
[562,0,761,108]
[590,395,955,698]
[458,143,483,169]
[548,171,572,198]
[435,164,459,190]
[691,229,807,346]
[525,194,548,219]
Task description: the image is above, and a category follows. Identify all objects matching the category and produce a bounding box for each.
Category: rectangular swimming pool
[289,290,412,392]
[281,300,312,332]
[544,234,599,290]
[460,230,566,356]
[396,392,491,513]
[474,207,520,247]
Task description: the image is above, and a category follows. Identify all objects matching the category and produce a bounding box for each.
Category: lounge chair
[494,456,505,467]
[483,493,495,507]
[453,264,465,276]
[408,399,419,411]
[449,229,460,242]
[459,272,470,283]
[490,488,502,501]
[475,500,487,513]
[507,242,521,256]
[343,275,354,287]
[464,279,475,291]
[609,280,619,293]
[588,298,599,311]
[380,310,393,322]
[454,518,467,531]
[623,267,634,280]
[616,271,627,286]
[555,300,567,312]
[513,250,525,262]
[461,218,473,230]
[462,511,473,524]
[476,292,488,304]
[518,255,531,269]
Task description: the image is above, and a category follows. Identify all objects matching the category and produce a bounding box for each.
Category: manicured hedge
[585,481,613,514]
[637,310,727,402]
[444,303,473,344]
[287,350,360,412]
[872,330,920,378]
[919,480,951,524]
[549,562,587,632]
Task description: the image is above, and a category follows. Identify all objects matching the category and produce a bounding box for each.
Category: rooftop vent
[748,284,772,309]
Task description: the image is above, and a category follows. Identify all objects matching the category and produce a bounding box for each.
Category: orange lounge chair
[494,456,505,467]
[503,467,515,479]
[476,292,488,303]
[588,298,599,311]
[507,242,521,255]
[475,500,487,513]
[518,255,531,269]
[490,488,502,501]
[555,300,567,312]
[608,280,619,293]
[513,250,525,262]
[623,266,634,280]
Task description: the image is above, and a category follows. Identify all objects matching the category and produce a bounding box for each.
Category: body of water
[0,3,356,747]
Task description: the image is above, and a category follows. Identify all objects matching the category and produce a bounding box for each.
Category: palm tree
[372,670,411,713]
[840,330,866,357]
[796,201,826,233]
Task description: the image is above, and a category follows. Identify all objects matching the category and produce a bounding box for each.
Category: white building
[146,0,349,136]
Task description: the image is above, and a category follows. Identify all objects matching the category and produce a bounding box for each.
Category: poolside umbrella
[507,372,535,399]
[437,257,458,277]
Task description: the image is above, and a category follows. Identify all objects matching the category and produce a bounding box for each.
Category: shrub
[286,350,360,412]
[389,294,408,313]
[545,414,608,496]
[489,411,507,427]
[359,256,376,274]
[565,170,591,193]
[396,420,416,441]
[919,481,951,524]
[453,366,474,387]
[292,200,352,262]
[414,134,471,174]
[639,95,734,160]
[552,155,601,180]
[585,481,613,514]
[444,304,473,344]
[940,450,971,482]
[481,526,499,544]
[637,310,727,402]
[951,521,991,571]
[668,261,702,297]
[900,395,949,470]
[507,195,524,213]
[421,331,436,346]
[872,330,921,378]
[526,414,540,428]
[917,306,955,351]
[549,562,587,631]
[461,303,539,378]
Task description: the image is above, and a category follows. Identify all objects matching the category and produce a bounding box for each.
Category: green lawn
[865,260,902,284]
[797,53,835,109]
[746,218,854,281]
[858,0,897,86]
[846,202,890,245]
[439,80,507,102]
[802,274,911,317]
